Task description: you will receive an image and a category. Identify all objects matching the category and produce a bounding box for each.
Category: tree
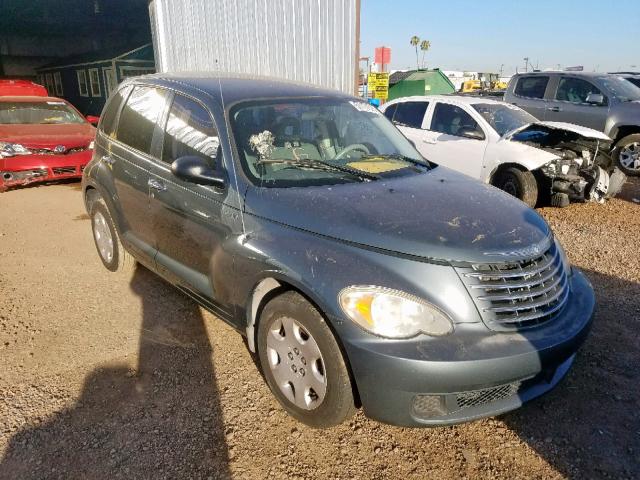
[410,36,420,71]
[420,40,431,69]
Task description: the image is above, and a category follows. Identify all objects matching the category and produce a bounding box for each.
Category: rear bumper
[0,152,91,191]
[340,269,595,427]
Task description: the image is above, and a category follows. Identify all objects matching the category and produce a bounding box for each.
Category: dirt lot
[1,179,639,479]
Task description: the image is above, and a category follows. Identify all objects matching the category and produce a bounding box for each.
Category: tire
[257,291,356,428]
[613,133,640,176]
[494,167,539,208]
[90,199,135,273]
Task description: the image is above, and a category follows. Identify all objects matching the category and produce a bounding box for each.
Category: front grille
[456,382,521,409]
[456,243,569,331]
[52,166,77,175]
[29,146,87,155]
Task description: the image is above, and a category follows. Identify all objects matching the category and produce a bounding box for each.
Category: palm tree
[420,40,431,69]
[410,36,420,71]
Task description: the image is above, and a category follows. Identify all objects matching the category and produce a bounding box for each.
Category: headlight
[88,140,95,150]
[338,286,454,338]
[555,238,572,276]
[0,142,31,157]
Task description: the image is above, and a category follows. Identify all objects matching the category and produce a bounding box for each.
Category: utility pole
[523,57,529,73]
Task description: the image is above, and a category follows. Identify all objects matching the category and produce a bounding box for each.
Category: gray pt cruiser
[82,74,595,428]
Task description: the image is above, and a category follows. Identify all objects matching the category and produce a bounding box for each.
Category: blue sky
[360,0,640,74]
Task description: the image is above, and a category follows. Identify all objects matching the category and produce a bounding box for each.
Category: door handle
[147,178,167,191]
[423,138,437,144]
[101,155,115,165]
[546,106,561,112]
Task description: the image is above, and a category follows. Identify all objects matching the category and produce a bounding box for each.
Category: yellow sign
[367,72,389,100]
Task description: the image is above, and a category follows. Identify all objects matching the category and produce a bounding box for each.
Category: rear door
[545,76,609,130]
[107,85,170,261]
[385,100,430,146]
[420,101,487,179]
[147,92,232,308]
[508,75,551,119]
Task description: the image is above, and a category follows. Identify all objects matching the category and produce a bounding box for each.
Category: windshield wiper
[256,158,378,181]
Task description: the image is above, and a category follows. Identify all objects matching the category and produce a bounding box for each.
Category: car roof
[128,72,355,105]
[0,95,67,103]
[385,94,507,107]
[512,71,609,78]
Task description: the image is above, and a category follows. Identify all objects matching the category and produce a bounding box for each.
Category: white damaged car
[381,95,626,207]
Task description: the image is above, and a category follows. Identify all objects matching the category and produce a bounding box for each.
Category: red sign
[375,47,391,66]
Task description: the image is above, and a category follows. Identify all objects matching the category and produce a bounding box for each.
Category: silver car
[504,72,640,176]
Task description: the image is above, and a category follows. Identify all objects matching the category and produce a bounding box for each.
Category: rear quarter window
[514,76,550,99]
[99,85,132,137]
[115,86,169,155]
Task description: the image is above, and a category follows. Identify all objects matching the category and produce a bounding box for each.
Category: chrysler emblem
[54,145,66,153]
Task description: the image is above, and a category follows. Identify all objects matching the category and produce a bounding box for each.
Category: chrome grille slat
[484,276,567,312]
[455,243,569,331]
[469,262,561,289]
[464,249,558,279]
[492,287,570,324]
[477,272,564,301]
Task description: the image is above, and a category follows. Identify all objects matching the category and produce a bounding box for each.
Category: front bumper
[340,269,595,427]
[0,151,92,191]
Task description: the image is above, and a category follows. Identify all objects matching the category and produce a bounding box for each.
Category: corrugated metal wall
[149,0,358,94]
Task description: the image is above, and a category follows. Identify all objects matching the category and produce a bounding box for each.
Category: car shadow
[0,264,230,479]
[615,175,640,204]
[502,267,639,478]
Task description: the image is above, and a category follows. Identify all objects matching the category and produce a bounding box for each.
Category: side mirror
[86,115,100,125]
[585,93,605,105]
[171,155,225,188]
[459,127,485,141]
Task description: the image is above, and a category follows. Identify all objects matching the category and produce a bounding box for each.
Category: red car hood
[0,123,95,149]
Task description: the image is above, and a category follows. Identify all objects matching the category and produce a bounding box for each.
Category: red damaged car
[0,96,97,191]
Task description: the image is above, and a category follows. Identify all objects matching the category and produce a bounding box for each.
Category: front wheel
[257,291,356,428]
[493,167,539,208]
[613,133,640,176]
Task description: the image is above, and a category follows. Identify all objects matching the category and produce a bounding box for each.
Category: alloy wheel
[619,142,640,171]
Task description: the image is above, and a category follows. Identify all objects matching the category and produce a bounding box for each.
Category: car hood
[504,121,611,142]
[244,168,552,264]
[0,123,95,149]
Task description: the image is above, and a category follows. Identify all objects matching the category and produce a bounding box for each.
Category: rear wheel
[90,200,135,272]
[493,167,539,208]
[257,291,355,428]
[613,133,640,176]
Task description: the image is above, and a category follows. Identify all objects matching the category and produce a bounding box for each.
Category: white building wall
[149,0,358,94]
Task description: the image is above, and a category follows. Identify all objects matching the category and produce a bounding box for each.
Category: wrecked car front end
[508,122,626,205]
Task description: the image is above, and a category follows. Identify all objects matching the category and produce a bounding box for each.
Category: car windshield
[472,103,538,136]
[598,76,640,102]
[0,101,86,125]
[230,97,429,187]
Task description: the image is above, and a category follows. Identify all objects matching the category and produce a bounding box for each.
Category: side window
[99,85,132,137]
[555,77,604,104]
[116,86,168,155]
[162,94,220,166]
[383,104,397,121]
[430,103,482,137]
[392,101,429,128]
[514,76,549,99]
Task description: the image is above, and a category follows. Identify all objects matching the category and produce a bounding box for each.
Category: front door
[148,93,232,309]
[419,102,487,179]
[545,76,609,131]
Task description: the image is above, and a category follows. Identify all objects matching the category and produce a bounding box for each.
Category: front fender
[484,140,557,181]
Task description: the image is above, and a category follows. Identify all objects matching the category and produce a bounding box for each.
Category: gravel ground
[1,178,639,479]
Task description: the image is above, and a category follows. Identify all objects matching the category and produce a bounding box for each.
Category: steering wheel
[334,143,370,160]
